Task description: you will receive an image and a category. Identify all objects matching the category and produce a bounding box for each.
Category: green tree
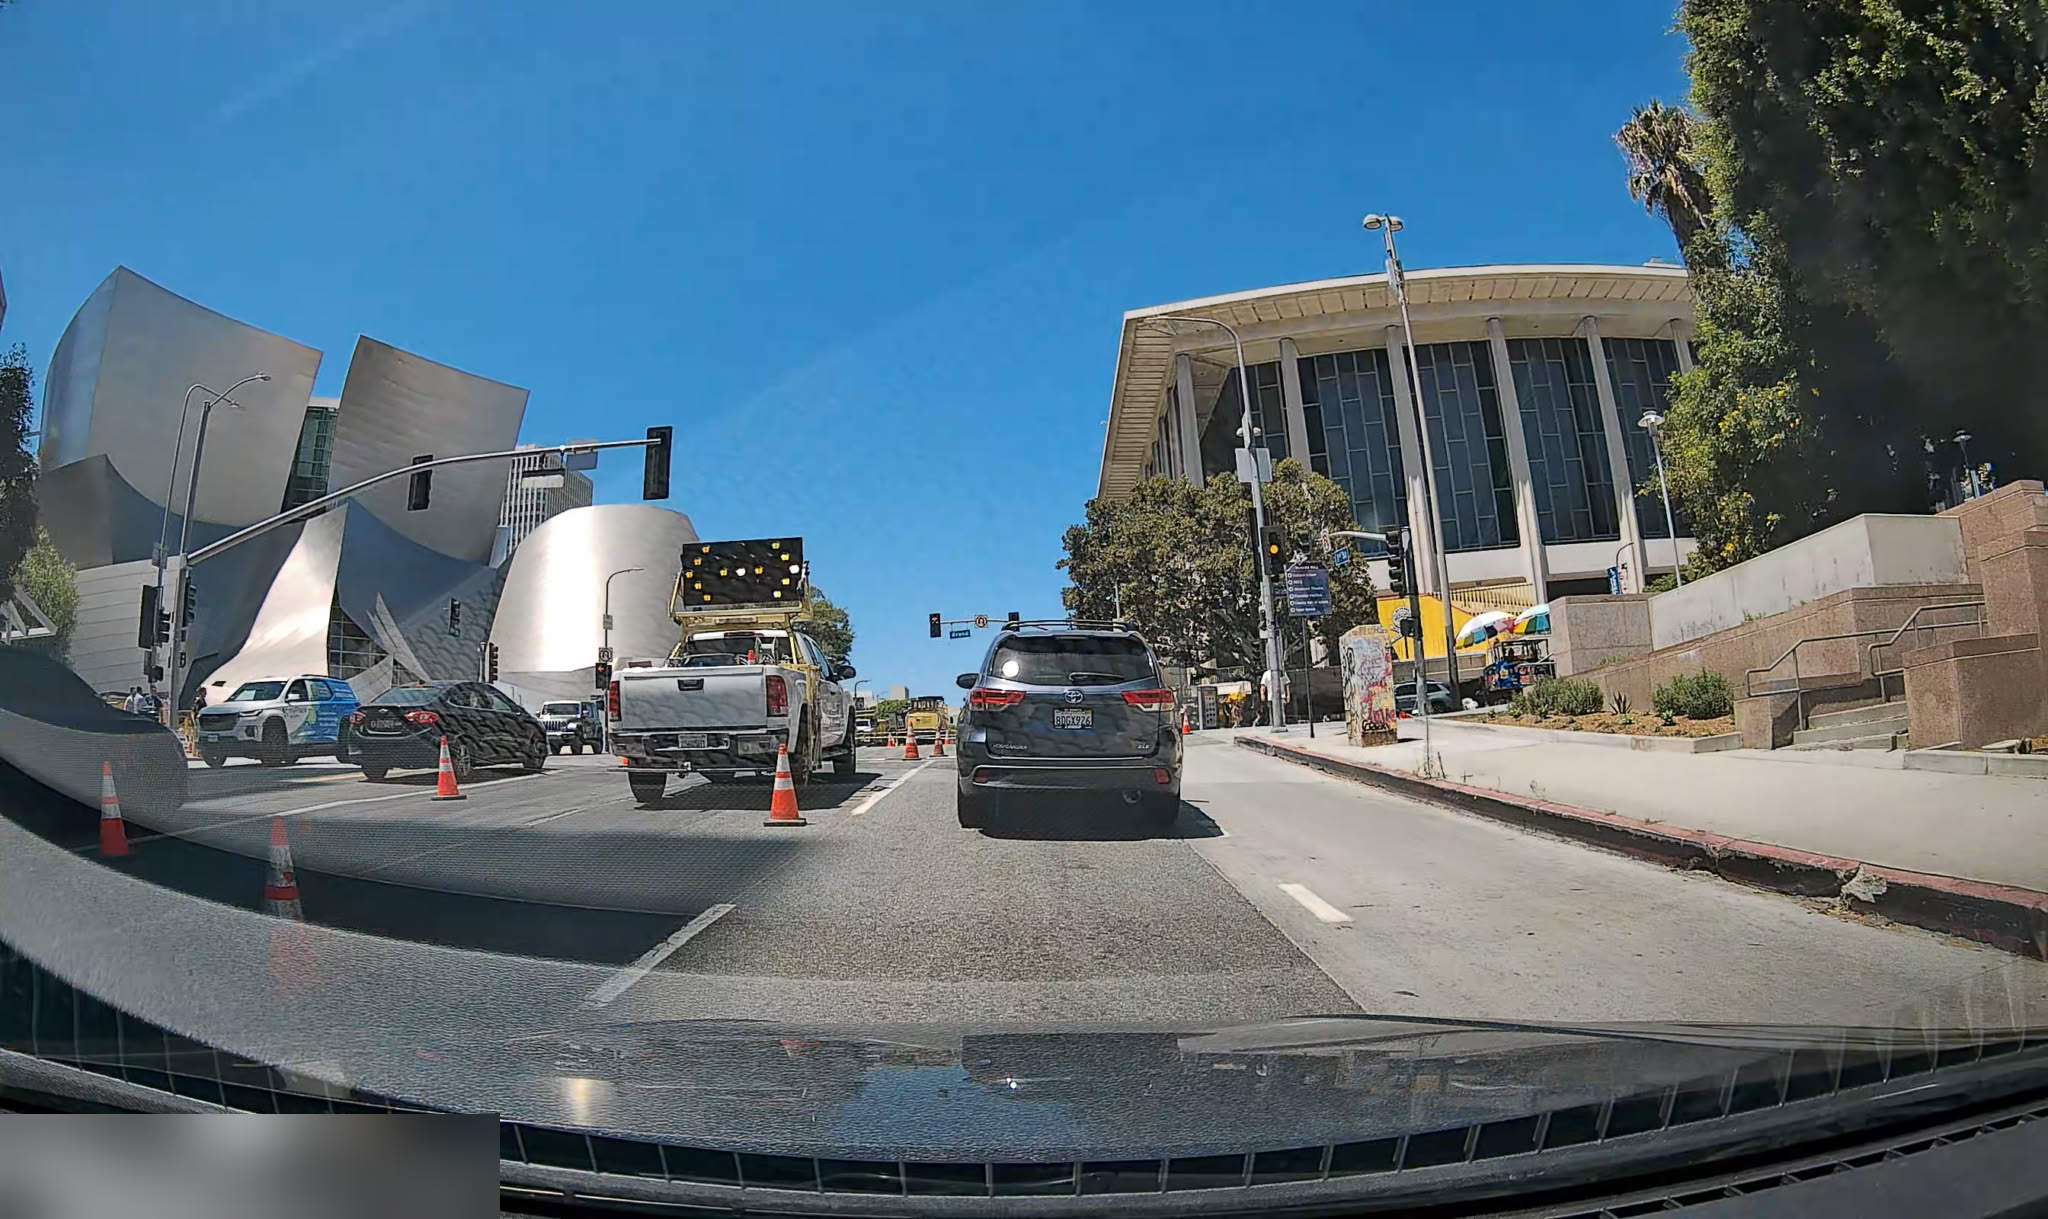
[9,528,78,661]
[0,345,38,604]
[871,697,909,721]
[1615,99,1717,262]
[1058,460,1375,678]
[803,585,854,661]
[1682,0,2048,492]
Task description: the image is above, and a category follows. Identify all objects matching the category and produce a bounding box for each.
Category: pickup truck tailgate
[617,666,769,732]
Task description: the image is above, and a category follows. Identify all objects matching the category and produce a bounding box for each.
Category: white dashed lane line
[581,903,738,1009]
[1279,882,1354,925]
[850,760,937,816]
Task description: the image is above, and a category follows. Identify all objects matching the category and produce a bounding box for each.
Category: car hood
[403,1013,2028,1162]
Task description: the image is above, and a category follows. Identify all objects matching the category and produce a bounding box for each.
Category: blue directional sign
[1331,546,1352,568]
[1283,565,1333,617]
[948,628,972,639]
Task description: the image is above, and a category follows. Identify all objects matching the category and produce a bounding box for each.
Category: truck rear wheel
[629,772,666,804]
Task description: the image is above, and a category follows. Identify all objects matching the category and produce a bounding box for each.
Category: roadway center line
[849,760,936,816]
[581,903,738,1009]
[1279,882,1354,925]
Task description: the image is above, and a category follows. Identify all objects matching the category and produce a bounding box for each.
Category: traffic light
[486,643,500,683]
[448,598,462,634]
[928,612,942,638]
[1384,527,1409,598]
[138,586,162,648]
[593,660,612,691]
[406,454,433,511]
[178,579,198,628]
[1261,528,1286,579]
[146,661,164,684]
[643,426,673,500]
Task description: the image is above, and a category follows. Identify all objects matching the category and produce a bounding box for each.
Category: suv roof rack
[997,618,1138,634]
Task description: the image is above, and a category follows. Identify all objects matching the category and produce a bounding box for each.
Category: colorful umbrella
[1455,610,1515,647]
[1512,602,1551,634]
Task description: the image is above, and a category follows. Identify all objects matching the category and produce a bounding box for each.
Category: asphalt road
[13,737,2045,1033]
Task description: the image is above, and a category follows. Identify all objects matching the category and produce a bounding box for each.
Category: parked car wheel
[523,733,547,772]
[628,772,666,804]
[957,788,989,830]
[259,720,289,767]
[1139,792,1179,833]
[201,749,228,768]
[361,765,388,782]
[450,738,474,783]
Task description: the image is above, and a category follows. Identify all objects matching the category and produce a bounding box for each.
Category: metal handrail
[1742,600,1987,731]
[1867,600,1988,702]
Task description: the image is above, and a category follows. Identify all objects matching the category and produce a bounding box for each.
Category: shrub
[1511,676,1604,718]
[1608,691,1632,715]
[1652,671,1733,720]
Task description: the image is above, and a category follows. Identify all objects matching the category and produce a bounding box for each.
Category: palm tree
[1616,100,1714,261]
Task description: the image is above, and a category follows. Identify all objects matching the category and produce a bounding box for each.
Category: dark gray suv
[952,622,1183,831]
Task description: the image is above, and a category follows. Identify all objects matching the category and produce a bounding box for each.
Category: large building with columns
[1097,263,1698,602]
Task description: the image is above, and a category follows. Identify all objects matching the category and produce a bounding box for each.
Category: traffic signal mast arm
[185,432,670,568]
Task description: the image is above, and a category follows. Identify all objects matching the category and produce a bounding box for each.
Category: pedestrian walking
[191,686,208,713]
[123,687,146,716]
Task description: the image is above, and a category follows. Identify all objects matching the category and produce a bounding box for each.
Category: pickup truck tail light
[403,710,440,726]
[606,680,620,723]
[1120,688,1176,712]
[968,688,1025,710]
[765,674,789,717]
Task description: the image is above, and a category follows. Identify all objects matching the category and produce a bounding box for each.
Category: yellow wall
[1375,595,1498,661]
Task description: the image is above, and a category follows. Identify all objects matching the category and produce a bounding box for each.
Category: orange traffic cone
[431,736,466,801]
[931,729,946,757]
[98,761,132,857]
[902,727,920,760]
[763,743,807,827]
[264,816,304,921]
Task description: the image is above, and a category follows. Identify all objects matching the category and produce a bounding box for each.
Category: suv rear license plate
[674,732,710,749]
[1052,708,1093,730]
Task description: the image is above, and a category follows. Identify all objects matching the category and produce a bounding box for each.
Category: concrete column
[1277,338,1313,469]
[1173,354,1202,485]
[1581,315,1648,592]
[1384,324,1441,595]
[1668,318,1694,373]
[1487,318,1548,601]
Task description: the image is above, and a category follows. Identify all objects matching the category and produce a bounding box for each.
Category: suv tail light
[403,709,440,726]
[968,688,1025,710]
[606,680,620,723]
[765,674,789,717]
[1120,688,1176,711]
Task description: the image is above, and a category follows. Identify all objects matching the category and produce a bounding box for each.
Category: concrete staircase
[1786,700,1911,751]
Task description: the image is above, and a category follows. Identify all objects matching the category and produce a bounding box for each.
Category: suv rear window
[987,635,1158,686]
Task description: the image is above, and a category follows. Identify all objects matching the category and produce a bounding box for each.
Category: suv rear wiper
[1066,672,1127,685]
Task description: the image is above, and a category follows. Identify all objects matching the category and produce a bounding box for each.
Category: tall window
[1603,336,1686,538]
[1214,362,1287,464]
[1297,349,1406,555]
[1409,341,1517,552]
[1507,337,1619,543]
[280,404,337,512]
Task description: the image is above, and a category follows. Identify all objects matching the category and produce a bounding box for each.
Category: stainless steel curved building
[41,267,323,532]
[489,505,701,706]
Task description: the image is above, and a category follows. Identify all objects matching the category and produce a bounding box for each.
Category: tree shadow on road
[978,799,1222,842]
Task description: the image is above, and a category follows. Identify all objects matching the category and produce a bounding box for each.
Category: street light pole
[1954,430,1979,500]
[602,566,645,658]
[1638,411,1682,587]
[1365,213,1462,710]
[164,372,270,710]
[1136,315,1286,732]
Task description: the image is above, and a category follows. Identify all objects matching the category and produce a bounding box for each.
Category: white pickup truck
[609,625,857,803]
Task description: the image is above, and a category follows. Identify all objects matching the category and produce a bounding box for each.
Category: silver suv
[951,622,1182,832]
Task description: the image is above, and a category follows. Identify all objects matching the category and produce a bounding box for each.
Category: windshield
[10,4,2048,1209]
[987,635,1158,685]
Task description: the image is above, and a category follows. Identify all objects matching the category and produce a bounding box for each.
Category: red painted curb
[1236,734,2048,959]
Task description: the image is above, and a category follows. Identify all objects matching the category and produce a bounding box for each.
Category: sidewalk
[1234,720,2048,958]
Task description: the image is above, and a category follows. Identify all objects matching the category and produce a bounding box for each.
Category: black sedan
[346,681,548,782]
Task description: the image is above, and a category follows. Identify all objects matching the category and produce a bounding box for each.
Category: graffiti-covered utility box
[1339,624,1397,747]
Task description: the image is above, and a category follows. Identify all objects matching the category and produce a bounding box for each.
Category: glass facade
[1215,362,1287,463]
[1602,336,1686,538]
[1507,337,1620,543]
[280,403,337,512]
[1297,349,1407,555]
[1408,341,1517,552]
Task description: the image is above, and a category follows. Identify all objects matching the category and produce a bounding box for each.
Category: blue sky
[0,2,1690,699]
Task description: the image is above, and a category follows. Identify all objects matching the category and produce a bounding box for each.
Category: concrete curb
[1236,733,2048,960]
[1903,749,2048,779]
[1444,718,1743,753]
